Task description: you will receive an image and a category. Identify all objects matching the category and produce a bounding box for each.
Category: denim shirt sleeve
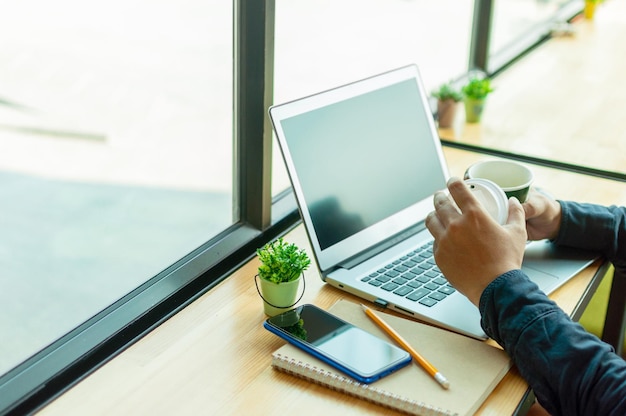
[556,201,626,270]
[480,270,626,416]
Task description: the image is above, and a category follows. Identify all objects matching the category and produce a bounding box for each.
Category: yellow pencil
[361,304,450,389]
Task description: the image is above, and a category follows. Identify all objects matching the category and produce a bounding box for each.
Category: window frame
[0,1,283,413]
[470,0,585,75]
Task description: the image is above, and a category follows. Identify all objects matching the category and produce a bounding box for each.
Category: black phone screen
[265,304,410,380]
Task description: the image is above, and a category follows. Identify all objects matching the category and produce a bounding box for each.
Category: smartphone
[264,304,411,383]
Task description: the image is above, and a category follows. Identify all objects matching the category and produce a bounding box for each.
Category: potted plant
[255,237,311,316]
[432,82,463,128]
[462,76,494,123]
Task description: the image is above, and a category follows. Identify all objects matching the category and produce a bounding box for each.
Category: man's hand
[522,189,563,241]
[425,177,528,306]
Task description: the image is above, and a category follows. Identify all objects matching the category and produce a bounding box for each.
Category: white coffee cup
[464,160,534,202]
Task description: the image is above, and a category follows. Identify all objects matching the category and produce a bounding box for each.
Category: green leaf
[432,82,463,102]
[462,77,494,100]
[256,238,311,283]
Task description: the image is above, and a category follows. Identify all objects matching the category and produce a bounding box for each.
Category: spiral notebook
[270,300,512,416]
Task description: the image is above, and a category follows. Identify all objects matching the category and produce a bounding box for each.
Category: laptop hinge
[338,222,426,270]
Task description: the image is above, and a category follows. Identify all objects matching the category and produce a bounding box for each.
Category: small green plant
[462,77,494,100]
[257,238,311,283]
[432,82,463,102]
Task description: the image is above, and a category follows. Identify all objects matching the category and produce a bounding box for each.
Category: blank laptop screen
[279,78,446,250]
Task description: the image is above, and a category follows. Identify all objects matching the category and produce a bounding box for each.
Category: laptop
[269,64,598,339]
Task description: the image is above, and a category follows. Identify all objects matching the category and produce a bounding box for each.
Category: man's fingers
[507,197,524,222]
[433,191,462,223]
[447,177,480,213]
[506,197,527,235]
[425,211,444,238]
[428,189,461,239]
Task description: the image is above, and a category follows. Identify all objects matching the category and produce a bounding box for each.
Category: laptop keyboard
[360,240,455,307]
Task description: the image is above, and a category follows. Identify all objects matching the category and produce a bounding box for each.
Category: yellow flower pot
[256,275,304,316]
[464,98,486,123]
[584,0,597,20]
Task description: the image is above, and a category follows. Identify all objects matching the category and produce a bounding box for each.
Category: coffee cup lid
[465,178,508,225]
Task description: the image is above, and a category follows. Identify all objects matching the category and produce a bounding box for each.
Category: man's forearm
[480,270,626,415]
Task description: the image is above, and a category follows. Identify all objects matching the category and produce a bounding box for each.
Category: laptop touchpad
[523,240,597,278]
[521,267,559,294]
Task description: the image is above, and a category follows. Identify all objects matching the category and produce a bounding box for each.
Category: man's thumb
[507,197,525,226]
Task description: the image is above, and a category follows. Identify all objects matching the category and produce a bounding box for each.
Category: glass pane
[0,0,233,376]
[271,0,474,195]
[448,0,624,176]
[491,0,572,58]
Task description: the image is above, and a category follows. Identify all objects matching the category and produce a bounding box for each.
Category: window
[0,0,233,411]
[488,0,581,72]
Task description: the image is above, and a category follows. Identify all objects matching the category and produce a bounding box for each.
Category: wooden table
[38,147,626,415]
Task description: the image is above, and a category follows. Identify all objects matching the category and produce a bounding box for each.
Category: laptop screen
[270,65,449,271]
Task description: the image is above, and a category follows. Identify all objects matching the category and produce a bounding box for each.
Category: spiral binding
[271,353,455,416]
